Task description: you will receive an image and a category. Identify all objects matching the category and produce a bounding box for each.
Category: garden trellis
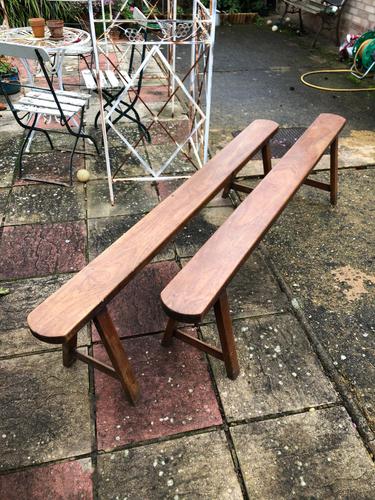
[51,0,217,204]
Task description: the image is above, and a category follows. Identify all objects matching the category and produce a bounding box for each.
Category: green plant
[2,0,82,28]
[0,56,15,75]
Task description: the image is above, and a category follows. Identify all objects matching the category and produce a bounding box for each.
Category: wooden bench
[160,113,346,379]
[27,118,279,404]
[281,0,347,47]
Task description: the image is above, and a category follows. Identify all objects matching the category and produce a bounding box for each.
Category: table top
[0,26,92,55]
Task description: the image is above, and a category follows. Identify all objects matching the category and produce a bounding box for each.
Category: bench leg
[213,290,240,380]
[330,137,339,206]
[261,143,272,176]
[63,335,77,367]
[161,318,177,346]
[94,307,140,404]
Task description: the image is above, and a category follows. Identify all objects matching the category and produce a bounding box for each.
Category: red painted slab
[94,333,222,449]
[0,459,93,500]
[93,261,180,340]
[0,222,86,279]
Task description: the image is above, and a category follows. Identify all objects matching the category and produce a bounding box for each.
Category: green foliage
[218,0,265,13]
[0,56,14,75]
[3,0,82,28]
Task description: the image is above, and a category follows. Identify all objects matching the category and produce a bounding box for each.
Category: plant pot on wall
[47,19,64,40]
[29,18,46,38]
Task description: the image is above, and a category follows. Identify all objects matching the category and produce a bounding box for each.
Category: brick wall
[277,1,375,41]
[341,0,375,34]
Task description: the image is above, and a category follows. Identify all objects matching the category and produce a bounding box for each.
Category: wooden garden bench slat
[27,118,279,403]
[161,113,346,379]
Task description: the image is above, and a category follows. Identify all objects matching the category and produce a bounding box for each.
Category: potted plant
[0,56,20,95]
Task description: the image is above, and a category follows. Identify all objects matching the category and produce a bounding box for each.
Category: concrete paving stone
[0,349,91,471]
[174,207,233,258]
[0,274,90,355]
[0,187,10,220]
[225,250,289,319]
[87,215,174,263]
[157,178,233,208]
[87,180,159,219]
[94,332,222,449]
[0,222,87,280]
[0,132,21,188]
[85,142,147,180]
[0,458,93,500]
[97,431,242,500]
[0,274,71,332]
[263,169,375,430]
[202,314,338,421]
[149,119,190,146]
[92,261,180,341]
[231,406,375,499]
[180,250,289,323]
[0,326,89,358]
[4,183,85,226]
[12,149,85,186]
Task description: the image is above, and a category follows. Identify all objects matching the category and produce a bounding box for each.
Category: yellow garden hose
[301,40,375,92]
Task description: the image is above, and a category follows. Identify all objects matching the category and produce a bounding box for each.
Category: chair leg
[17,114,38,179]
[330,137,339,206]
[41,130,54,150]
[213,290,240,380]
[94,307,140,404]
[261,142,272,176]
[63,335,78,367]
[161,318,177,346]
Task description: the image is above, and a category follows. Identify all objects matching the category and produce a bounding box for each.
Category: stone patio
[1,23,375,499]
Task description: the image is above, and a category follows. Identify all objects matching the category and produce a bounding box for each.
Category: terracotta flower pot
[47,19,64,40]
[29,18,45,38]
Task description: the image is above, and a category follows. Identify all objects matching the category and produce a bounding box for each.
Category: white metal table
[0,26,92,88]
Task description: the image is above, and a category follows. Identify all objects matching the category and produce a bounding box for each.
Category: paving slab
[0,274,72,332]
[94,333,222,449]
[87,180,159,219]
[92,261,180,341]
[263,169,375,431]
[0,222,87,280]
[202,314,337,421]
[174,207,233,258]
[88,215,174,262]
[97,431,242,500]
[0,349,91,471]
[12,149,85,186]
[0,187,10,220]
[157,178,232,208]
[0,325,89,358]
[181,250,289,323]
[0,458,93,500]
[4,183,85,226]
[0,132,20,188]
[231,406,375,499]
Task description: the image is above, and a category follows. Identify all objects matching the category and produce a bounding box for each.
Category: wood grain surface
[161,113,346,323]
[28,119,279,343]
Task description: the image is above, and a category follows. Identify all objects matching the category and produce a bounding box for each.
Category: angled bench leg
[63,335,77,367]
[261,143,272,176]
[161,318,177,346]
[94,307,140,404]
[330,137,339,206]
[213,290,240,380]
[222,142,272,198]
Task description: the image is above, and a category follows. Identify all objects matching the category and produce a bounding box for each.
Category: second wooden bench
[160,113,346,379]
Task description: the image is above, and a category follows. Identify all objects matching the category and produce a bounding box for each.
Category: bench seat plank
[161,113,346,324]
[28,119,279,343]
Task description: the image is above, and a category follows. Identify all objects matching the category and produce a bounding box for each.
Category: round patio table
[0,26,92,87]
